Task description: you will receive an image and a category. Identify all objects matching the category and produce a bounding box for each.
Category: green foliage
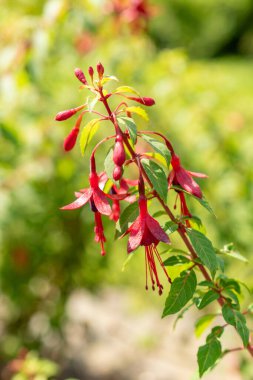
[222,305,250,347]
[162,269,197,316]
[141,159,168,202]
[197,337,222,377]
[187,229,218,278]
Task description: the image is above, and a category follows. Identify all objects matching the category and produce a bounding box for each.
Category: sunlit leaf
[80,119,100,156]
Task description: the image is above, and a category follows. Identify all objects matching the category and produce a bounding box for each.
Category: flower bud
[113,165,123,181]
[97,62,104,78]
[55,108,77,121]
[128,96,155,106]
[88,66,94,79]
[74,68,88,84]
[113,136,125,167]
[55,105,85,121]
[63,127,79,151]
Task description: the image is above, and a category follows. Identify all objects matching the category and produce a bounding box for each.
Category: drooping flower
[168,153,207,199]
[61,172,112,215]
[124,196,171,294]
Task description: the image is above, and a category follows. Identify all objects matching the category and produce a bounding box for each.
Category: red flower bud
[128,96,155,106]
[97,62,104,78]
[113,165,123,181]
[55,108,77,121]
[113,136,125,167]
[74,68,88,84]
[63,127,79,151]
[88,66,94,79]
[55,105,84,121]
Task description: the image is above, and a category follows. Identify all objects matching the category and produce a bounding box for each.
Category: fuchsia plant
[55,63,253,377]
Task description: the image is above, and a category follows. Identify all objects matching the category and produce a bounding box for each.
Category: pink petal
[146,215,170,244]
[176,168,202,198]
[188,170,208,178]
[93,188,112,216]
[106,193,129,201]
[168,170,175,188]
[127,216,145,253]
[60,188,92,210]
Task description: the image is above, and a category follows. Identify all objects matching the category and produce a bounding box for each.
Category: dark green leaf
[141,134,171,166]
[216,255,225,272]
[141,159,168,202]
[162,270,197,317]
[115,202,139,238]
[198,281,216,288]
[163,255,190,267]
[206,326,224,341]
[104,148,114,180]
[152,210,166,218]
[187,229,218,278]
[198,290,219,310]
[222,289,239,306]
[197,338,222,377]
[222,305,249,347]
[195,314,217,338]
[163,221,178,234]
[118,117,137,145]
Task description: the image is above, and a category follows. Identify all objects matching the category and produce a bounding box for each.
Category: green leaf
[163,221,178,234]
[194,195,216,216]
[198,290,220,310]
[141,134,171,167]
[121,251,136,272]
[101,75,119,85]
[152,210,166,218]
[80,119,100,156]
[162,270,197,317]
[118,117,137,145]
[104,147,114,179]
[206,326,224,341]
[219,243,248,263]
[125,106,149,121]
[195,314,217,338]
[187,229,218,278]
[198,280,216,288]
[163,255,190,267]
[115,202,139,238]
[114,85,141,97]
[197,338,222,377]
[141,159,168,202]
[222,305,249,347]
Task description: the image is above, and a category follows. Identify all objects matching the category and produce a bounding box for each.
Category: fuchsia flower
[94,211,106,256]
[168,153,207,199]
[124,196,171,294]
[61,172,112,215]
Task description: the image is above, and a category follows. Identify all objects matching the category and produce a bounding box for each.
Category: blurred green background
[0,0,253,379]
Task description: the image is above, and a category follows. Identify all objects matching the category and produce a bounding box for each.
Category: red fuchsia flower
[168,153,207,199]
[123,195,171,294]
[61,172,112,215]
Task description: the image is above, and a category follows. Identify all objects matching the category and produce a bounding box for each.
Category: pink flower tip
[88,66,94,78]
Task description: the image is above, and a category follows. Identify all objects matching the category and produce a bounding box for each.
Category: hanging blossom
[123,195,171,295]
[61,170,127,255]
[168,153,207,199]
